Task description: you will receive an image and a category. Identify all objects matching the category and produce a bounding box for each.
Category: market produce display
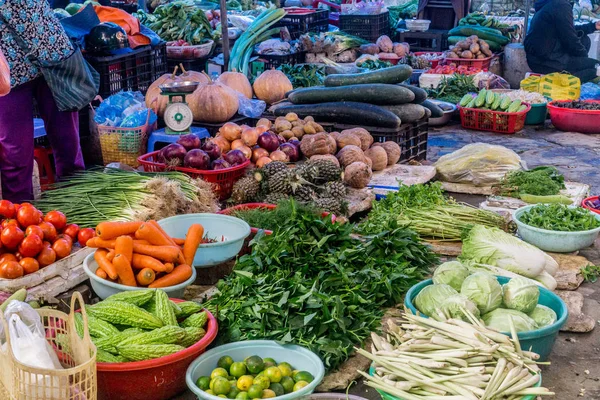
[426,73,479,104]
[194,355,314,397]
[458,12,514,30]
[358,35,410,63]
[277,64,325,88]
[519,204,600,232]
[499,90,547,104]
[203,209,438,370]
[0,202,85,279]
[301,31,367,64]
[426,64,483,75]
[253,69,293,105]
[493,166,566,198]
[552,100,600,110]
[359,183,509,241]
[77,290,209,363]
[448,28,509,52]
[229,199,322,231]
[459,89,528,112]
[360,314,553,399]
[446,35,495,60]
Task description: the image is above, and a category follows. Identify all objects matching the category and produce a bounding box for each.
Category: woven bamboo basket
[0,292,97,400]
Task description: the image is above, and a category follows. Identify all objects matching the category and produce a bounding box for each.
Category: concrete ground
[176,122,600,400]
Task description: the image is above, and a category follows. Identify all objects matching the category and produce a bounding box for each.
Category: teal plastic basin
[514,205,600,252]
[404,276,568,361]
[158,213,250,268]
[525,102,548,125]
[186,340,325,400]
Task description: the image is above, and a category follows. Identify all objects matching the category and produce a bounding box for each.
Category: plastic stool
[147,127,211,153]
[33,147,55,190]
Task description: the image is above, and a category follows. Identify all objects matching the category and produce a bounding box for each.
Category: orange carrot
[132,243,180,263]
[95,268,108,279]
[164,263,174,273]
[87,238,149,249]
[136,268,156,286]
[115,235,134,263]
[106,250,115,262]
[183,224,204,266]
[112,253,137,287]
[172,238,185,246]
[149,264,193,288]
[96,221,143,240]
[131,254,167,272]
[145,220,186,263]
[94,249,118,280]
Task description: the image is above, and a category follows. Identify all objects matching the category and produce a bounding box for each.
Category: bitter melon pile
[70,289,209,363]
[459,89,528,113]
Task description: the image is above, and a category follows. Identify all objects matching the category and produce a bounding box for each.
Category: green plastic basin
[525,102,548,125]
[514,205,600,252]
[404,276,568,361]
[186,340,325,400]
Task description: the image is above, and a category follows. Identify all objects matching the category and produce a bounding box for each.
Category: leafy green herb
[495,166,565,197]
[230,200,322,231]
[278,64,326,88]
[427,74,478,104]
[203,214,437,370]
[520,204,600,232]
[357,59,394,70]
[581,265,600,283]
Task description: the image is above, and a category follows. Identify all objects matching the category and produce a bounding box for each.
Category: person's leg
[0,81,35,202]
[34,78,85,178]
[567,56,599,83]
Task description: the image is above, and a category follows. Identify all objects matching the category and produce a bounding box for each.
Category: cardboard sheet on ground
[368,165,436,197]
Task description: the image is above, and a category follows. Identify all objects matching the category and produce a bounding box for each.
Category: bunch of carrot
[87,220,204,288]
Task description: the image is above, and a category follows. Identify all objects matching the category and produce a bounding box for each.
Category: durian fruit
[263,192,289,204]
[230,175,261,204]
[314,197,347,216]
[308,159,343,183]
[321,181,347,199]
[293,185,317,203]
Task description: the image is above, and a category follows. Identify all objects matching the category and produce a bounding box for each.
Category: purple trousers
[0,78,85,202]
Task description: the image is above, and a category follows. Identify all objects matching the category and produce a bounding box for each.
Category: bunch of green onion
[358,312,554,399]
[228,8,286,75]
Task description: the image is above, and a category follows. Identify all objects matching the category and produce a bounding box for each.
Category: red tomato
[18,234,43,258]
[44,210,67,231]
[0,261,23,279]
[17,205,42,228]
[0,253,17,266]
[1,219,18,230]
[77,228,95,247]
[0,200,15,219]
[19,257,39,275]
[1,225,24,249]
[52,239,71,260]
[63,224,80,241]
[37,246,56,267]
[56,234,73,246]
[26,225,45,239]
[38,222,57,243]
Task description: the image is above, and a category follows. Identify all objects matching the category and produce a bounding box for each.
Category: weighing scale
[159,81,199,135]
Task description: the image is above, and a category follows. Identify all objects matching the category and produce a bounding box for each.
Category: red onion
[277,134,286,145]
[184,149,211,170]
[257,131,279,152]
[288,137,300,147]
[211,159,231,170]
[160,143,187,166]
[176,134,201,151]
[279,142,299,162]
[224,149,247,166]
[202,140,222,160]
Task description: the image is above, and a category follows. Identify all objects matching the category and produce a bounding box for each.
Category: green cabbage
[528,305,557,328]
[432,261,470,291]
[502,277,539,313]
[438,294,480,322]
[460,272,503,314]
[414,284,458,317]
[482,308,538,332]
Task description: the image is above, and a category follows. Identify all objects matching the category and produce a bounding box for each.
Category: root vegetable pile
[446,35,493,60]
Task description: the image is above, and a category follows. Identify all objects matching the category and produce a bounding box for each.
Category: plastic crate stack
[274,8,330,39]
[339,11,390,42]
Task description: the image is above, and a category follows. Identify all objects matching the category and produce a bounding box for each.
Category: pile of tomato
[426,64,486,75]
[0,200,96,280]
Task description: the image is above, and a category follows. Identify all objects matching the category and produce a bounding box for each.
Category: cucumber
[475,89,487,107]
[485,91,496,106]
[460,94,473,107]
[424,107,432,118]
[448,35,468,45]
[421,100,444,118]
[381,104,427,123]
[287,84,415,105]
[324,65,413,87]
[500,96,512,110]
[399,84,428,104]
[507,100,522,113]
[274,102,402,128]
[491,96,502,110]
[448,26,509,45]
[520,194,573,205]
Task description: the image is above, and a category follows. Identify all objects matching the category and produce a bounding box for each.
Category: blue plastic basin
[158,213,251,268]
[186,340,325,400]
[404,276,568,361]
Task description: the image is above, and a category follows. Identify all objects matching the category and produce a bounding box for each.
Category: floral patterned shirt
[0,0,74,88]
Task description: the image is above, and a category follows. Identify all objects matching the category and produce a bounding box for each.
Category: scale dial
[164,102,193,132]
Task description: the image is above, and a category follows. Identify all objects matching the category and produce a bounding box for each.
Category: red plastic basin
[547,100,600,134]
[583,196,600,215]
[96,301,218,400]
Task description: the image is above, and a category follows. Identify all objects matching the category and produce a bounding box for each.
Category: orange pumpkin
[217,71,253,99]
[188,73,239,122]
[252,69,292,104]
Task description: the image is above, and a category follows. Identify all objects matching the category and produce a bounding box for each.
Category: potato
[468,35,479,42]
[461,50,474,59]
[285,112,299,122]
[281,129,294,140]
[457,41,470,50]
[477,54,486,59]
[291,126,305,138]
[447,52,460,59]
[275,119,292,133]
[470,43,480,54]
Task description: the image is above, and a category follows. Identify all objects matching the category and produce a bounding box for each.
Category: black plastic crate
[152,43,168,79]
[167,57,208,73]
[85,46,155,98]
[253,51,306,70]
[339,11,390,42]
[274,8,330,39]
[397,30,448,52]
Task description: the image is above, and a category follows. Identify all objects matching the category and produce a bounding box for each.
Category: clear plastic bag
[237,93,266,118]
[0,300,44,340]
[434,143,524,186]
[474,72,511,90]
[580,82,600,100]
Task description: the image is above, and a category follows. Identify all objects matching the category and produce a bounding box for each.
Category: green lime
[218,356,235,371]
[228,387,241,399]
[206,390,216,396]
[213,377,231,396]
[293,371,314,383]
[264,367,282,383]
[261,389,276,399]
[248,384,263,399]
[263,357,277,368]
[293,381,309,392]
[269,383,284,397]
[277,363,292,378]
[255,371,265,378]
[196,376,211,391]
[280,376,294,393]
[229,380,238,388]
[245,355,265,374]
[211,368,230,380]
[253,375,271,390]
[230,362,247,378]
[236,392,249,400]
[218,395,228,398]
[237,375,255,391]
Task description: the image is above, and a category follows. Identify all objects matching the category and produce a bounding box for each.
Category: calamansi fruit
[293,381,309,392]
[261,389,276,399]
[218,356,235,371]
[196,376,211,391]
[280,376,294,393]
[236,392,249,400]
[277,363,292,378]
[245,356,265,374]
[269,383,284,397]
[263,358,277,368]
[293,371,314,383]
[264,366,282,383]
[211,368,230,380]
[230,362,247,378]
[227,387,241,399]
[213,377,231,396]
[206,390,216,396]
[253,375,271,390]
[218,395,228,398]
[237,375,254,391]
[247,384,263,399]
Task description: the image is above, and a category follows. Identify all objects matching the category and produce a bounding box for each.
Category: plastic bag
[237,92,266,118]
[0,299,44,341]
[580,82,600,100]
[520,73,581,101]
[474,72,510,90]
[434,143,524,186]
[0,49,9,96]
[94,91,157,127]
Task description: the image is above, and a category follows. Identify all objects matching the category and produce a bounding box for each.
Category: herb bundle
[520,204,600,232]
[494,166,565,197]
[427,74,478,105]
[203,213,437,370]
[277,64,325,88]
[230,200,322,231]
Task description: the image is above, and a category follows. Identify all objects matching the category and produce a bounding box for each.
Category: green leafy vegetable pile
[230,200,322,231]
[520,204,600,232]
[203,212,437,370]
[495,166,565,197]
[359,183,509,241]
[277,64,326,88]
[426,74,478,105]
